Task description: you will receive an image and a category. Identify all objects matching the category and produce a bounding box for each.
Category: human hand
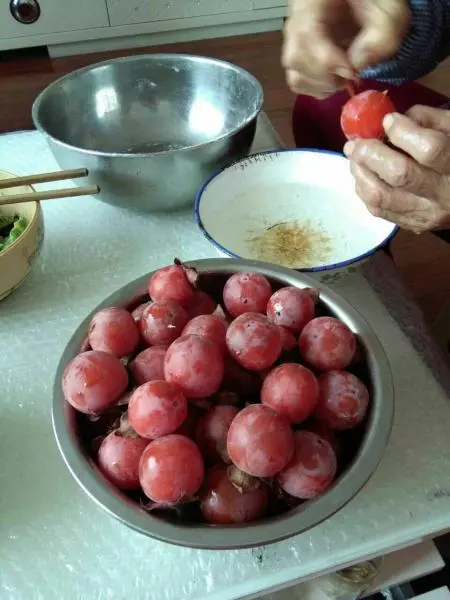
[282,0,411,98]
[343,106,450,234]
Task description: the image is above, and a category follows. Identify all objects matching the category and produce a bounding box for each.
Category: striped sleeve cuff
[360,0,450,85]
[439,0,450,58]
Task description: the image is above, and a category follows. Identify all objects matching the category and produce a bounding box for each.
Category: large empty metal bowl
[52,258,394,550]
[32,54,263,212]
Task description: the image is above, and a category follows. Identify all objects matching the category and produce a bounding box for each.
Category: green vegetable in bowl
[0,214,28,253]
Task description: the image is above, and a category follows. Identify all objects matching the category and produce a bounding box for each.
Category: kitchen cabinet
[0,0,286,55]
[106,0,254,27]
[258,540,446,600]
[255,0,288,8]
[0,0,109,39]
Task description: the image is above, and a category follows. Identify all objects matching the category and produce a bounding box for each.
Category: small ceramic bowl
[0,171,44,300]
[195,149,398,282]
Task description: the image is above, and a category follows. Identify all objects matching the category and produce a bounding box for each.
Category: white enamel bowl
[195,149,398,282]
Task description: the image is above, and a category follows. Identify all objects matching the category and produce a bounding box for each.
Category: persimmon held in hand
[341,90,396,140]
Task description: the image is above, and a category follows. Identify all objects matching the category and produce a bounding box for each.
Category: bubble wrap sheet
[1,119,450,600]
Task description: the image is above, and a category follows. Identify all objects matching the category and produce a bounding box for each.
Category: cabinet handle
[10,0,41,24]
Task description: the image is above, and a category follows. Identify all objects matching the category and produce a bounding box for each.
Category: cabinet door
[254,0,287,7]
[1,0,109,39]
[107,0,254,26]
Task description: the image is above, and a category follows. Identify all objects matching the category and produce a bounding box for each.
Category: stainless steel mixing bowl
[32,54,263,212]
[52,258,394,550]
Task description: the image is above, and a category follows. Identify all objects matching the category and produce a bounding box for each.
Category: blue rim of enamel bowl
[194,148,399,273]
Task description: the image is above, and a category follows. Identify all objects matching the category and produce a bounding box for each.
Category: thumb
[348,1,411,71]
[315,35,355,80]
[282,17,354,80]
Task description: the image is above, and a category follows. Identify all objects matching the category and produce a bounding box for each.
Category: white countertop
[1,119,450,600]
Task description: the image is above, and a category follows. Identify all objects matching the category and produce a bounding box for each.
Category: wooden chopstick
[0,168,89,190]
[0,185,100,206]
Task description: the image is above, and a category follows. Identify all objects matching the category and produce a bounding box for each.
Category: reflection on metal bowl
[32,54,263,213]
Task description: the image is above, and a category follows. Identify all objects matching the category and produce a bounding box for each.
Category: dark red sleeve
[292,80,450,153]
[433,230,450,243]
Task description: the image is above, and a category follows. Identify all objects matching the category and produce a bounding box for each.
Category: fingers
[364,207,427,233]
[347,0,411,70]
[383,113,450,174]
[282,0,355,97]
[285,69,340,98]
[350,161,419,213]
[282,0,411,98]
[350,162,445,233]
[344,138,442,199]
[282,21,351,91]
[406,105,450,135]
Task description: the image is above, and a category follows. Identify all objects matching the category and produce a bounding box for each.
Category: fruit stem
[119,412,140,438]
[346,80,356,98]
[227,465,261,494]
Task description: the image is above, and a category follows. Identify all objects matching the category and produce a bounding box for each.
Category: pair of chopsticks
[0,168,100,206]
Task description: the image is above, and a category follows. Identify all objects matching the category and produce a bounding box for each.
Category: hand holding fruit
[344,106,450,233]
[282,0,411,98]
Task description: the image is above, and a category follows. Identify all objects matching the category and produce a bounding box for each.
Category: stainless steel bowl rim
[32,53,264,159]
[52,258,394,550]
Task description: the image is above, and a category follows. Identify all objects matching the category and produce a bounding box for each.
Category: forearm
[361,0,450,84]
